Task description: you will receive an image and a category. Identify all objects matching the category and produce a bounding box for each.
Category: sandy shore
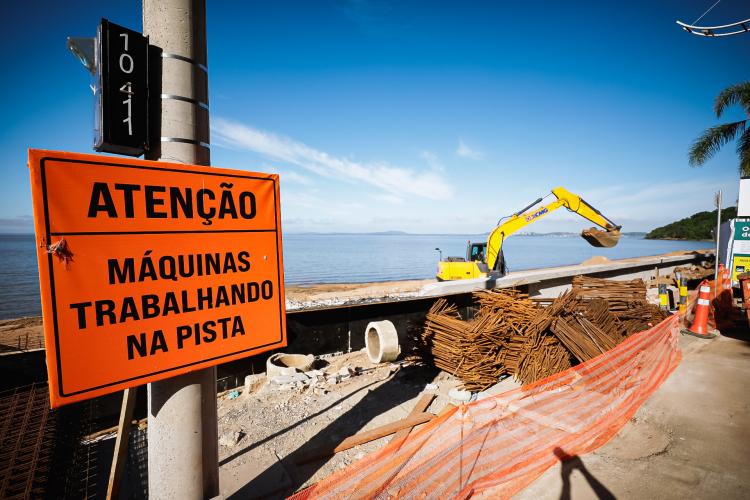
[285,279,434,310]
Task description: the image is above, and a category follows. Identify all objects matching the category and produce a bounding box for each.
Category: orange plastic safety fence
[290,313,682,500]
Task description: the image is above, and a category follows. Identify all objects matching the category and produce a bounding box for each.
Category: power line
[693,0,721,25]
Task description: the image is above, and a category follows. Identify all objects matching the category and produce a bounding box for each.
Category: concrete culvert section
[365,320,400,363]
[266,353,314,377]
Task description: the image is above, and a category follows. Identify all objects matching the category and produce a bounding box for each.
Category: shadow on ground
[227,364,439,499]
[553,447,615,500]
[716,316,750,343]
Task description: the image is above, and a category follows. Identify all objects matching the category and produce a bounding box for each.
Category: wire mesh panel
[0,384,55,499]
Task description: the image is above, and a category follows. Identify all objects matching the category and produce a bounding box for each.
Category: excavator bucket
[581,228,620,248]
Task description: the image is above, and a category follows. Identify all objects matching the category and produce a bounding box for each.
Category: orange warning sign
[28,150,286,408]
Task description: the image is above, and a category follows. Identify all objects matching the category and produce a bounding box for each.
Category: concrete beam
[420,252,711,298]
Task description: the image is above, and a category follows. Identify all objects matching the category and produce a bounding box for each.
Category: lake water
[0,233,712,320]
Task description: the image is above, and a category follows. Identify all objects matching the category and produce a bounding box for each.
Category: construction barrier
[291,313,682,499]
[677,272,688,314]
[682,281,716,339]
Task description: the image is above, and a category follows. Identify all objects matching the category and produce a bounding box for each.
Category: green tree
[645,206,737,240]
[689,81,750,176]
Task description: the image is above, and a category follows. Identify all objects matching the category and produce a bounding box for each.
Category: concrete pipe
[266,353,314,377]
[365,320,401,364]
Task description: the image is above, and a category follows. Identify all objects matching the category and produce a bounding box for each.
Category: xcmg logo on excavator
[525,207,548,222]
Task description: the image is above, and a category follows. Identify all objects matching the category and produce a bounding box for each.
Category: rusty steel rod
[421,278,668,390]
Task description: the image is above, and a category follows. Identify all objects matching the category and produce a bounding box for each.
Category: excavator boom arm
[485,187,620,272]
[550,187,620,231]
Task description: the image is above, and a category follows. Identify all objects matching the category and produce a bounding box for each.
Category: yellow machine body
[436,260,486,281]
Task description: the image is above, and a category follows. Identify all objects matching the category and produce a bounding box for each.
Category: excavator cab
[468,242,486,262]
[435,241,490,281]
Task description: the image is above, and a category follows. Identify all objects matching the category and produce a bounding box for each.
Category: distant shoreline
[645,237,712,242]
[1,231,651,237]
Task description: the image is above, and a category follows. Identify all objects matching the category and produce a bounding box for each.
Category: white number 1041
[118,33,133,136]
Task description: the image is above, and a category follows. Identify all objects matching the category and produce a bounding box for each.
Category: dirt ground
[580,256,611,266]
[285,279,433,310]
[216,318,749,500]
[0,316,43,352]
[216,350,467,498]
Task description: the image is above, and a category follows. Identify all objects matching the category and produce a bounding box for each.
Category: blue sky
[0,1,747,234]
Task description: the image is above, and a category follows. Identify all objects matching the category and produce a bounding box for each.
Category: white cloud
[371,193,405,204]
[255,163,313,185]
[583,178,738,221]
[212,118,453,200]
[456,139,483,160]
[278,171,313,185]
[281,191,327,210]
[420,150,443,171]
[525,177,741,232]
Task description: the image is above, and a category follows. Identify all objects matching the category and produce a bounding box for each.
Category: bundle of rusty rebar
[422,290,572,390]
[571,276,647,312]
[515,329,572,386]
[571,275,666,334]
[617,302,669,335]
[577,298,623,338]
[544,292,621,363]
[421,278,670,391]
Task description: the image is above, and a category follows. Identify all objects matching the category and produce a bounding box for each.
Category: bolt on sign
[28,150,286,408]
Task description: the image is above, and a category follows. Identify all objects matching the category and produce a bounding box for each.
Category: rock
[219,430,245,448]
[475,376,521,400]
[337,367,354,380]
[269,373,310,385]
[244,374,265,395]
[424,383,438,391]
[304,370,326,385]
[448,389,474,403]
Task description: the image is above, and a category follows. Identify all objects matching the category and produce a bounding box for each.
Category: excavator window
[469,243,486,262]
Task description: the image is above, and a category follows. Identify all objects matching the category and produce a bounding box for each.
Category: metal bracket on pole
[676,18,750,37]
[162,51,208,72]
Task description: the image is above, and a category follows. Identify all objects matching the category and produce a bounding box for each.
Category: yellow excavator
[436,187,621,281]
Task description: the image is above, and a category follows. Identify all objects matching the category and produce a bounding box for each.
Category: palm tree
[689,81,750,176]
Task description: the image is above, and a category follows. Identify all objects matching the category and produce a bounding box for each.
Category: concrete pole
[142,1,218,498]
[715,190,723,290]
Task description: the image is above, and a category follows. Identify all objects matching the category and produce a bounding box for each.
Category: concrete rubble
[217,350,456,498]
[219,430,245,448]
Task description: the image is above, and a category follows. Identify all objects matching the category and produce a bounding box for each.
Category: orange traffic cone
[682,280,717,339]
